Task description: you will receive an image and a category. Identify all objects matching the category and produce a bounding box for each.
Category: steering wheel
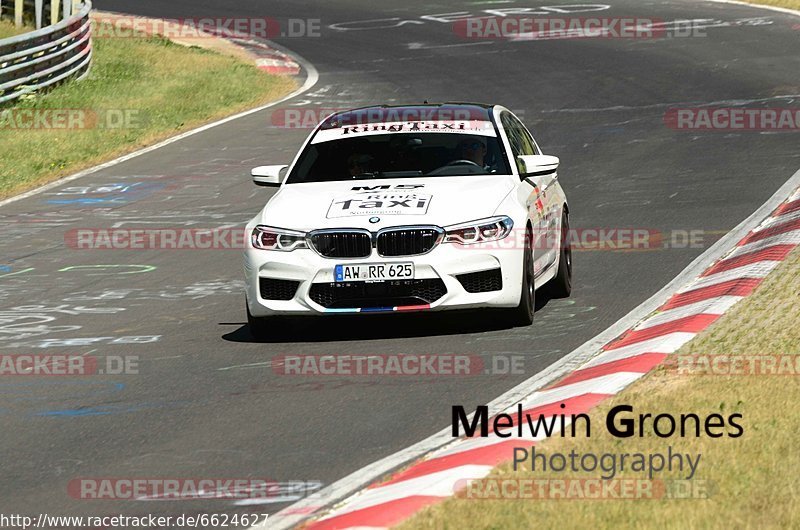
[443,159,482,168]
[427,159,484,176]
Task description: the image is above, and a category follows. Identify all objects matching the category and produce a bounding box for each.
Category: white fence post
[14,0,22,26]
[34,0,43,28]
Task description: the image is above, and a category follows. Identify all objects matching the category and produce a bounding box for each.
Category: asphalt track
[1,0,798,524]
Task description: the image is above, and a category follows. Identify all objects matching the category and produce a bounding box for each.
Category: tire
[510,228,535,326]
[545,210,572,298]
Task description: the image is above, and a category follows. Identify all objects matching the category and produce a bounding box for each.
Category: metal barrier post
[49,0,57,25]
[34,0,42,28]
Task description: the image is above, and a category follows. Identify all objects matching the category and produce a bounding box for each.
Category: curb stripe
[702,244,795,276]
[675,261,779,293]
[740,217,800,244]
[375,440,523,488]
[636,295,742,329]
[551,353,668,388]
[604,314,720,350]
[309,496,439,530]
[518,372,640,409]
[759,208,800,230]
[660,278,761,310]
[582,333,696,368]
[315,465,493,521]
[728,231,800,259]
[774,198,800,216]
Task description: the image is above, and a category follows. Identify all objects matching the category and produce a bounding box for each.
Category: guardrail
[0,0,92,104]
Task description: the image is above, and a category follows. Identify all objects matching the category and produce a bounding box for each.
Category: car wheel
[545,210,572,298]
[510,228,535,326]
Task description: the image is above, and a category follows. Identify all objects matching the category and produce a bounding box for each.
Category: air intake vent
[457,269,503,293]
[309,279,447,309]
[259,278,300,300]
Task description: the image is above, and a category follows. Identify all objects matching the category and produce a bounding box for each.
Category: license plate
[335,263,415,282]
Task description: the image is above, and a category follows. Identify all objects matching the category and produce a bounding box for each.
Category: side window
[501,113,525,173]
[509,115,537,156]
[517,120,541,155]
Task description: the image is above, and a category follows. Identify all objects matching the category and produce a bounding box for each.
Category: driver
[456,136,487,166]
[347,153,374,176]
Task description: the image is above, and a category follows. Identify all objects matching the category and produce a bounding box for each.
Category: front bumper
[244,242,524,316]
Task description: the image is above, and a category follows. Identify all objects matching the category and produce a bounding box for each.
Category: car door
[500,112,550,277]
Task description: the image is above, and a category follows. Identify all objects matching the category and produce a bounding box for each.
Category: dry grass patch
[0,31,296,198]
[743,0,800,9]
[0,19,30,39]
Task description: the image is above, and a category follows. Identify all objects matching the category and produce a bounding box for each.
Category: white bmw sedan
[244,103,571,337]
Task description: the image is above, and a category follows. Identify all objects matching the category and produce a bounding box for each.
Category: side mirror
[252,165,288,187]
[517,155,559,177]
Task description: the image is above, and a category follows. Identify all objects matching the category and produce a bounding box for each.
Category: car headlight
[443,216,514,244]
[251,226,308,251]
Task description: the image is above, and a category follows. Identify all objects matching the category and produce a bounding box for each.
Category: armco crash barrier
[0,1,92,104]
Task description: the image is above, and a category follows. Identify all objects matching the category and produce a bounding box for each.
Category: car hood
[258,175,517,230]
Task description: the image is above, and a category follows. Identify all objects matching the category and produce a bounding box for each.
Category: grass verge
[741,0,800,9]
[0,19,29,39]
[0,31,296,199]
[401,246,800,529]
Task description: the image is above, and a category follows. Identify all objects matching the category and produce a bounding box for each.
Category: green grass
[743,0,800,9]
[0,19,30,39]
[0,31,295,198]
[400,247,800,529]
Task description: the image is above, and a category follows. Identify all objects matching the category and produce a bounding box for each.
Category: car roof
[319,103,496,130]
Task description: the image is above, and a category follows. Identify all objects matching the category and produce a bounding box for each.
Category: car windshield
[285,129,512,184]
